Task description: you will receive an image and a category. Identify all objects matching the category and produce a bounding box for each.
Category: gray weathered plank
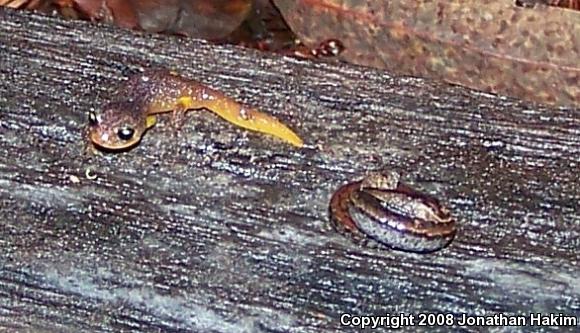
[0,6,579,333]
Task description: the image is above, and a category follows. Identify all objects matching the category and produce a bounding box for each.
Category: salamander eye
[117,126,135,141]
[88,111,98,125]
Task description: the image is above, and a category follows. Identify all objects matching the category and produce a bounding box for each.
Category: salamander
[329,171,457,253]
[88,69,304,150]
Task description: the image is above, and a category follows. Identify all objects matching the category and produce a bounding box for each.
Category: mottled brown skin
[88,69,303,150]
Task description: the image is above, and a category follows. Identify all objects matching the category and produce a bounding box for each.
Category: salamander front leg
[170,99,190,132]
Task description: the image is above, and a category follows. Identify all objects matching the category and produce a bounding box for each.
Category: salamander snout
[88,102,145,150]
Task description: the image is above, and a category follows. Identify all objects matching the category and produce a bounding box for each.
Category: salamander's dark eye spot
[88,111,98,125]
[117,126,135,141]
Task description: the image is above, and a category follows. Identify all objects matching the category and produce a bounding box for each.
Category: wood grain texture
[0,7,579,333]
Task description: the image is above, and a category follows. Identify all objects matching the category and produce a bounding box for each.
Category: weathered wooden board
[0,7,579,333]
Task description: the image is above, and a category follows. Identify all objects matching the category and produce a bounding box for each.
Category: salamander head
[88,101,148,150]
